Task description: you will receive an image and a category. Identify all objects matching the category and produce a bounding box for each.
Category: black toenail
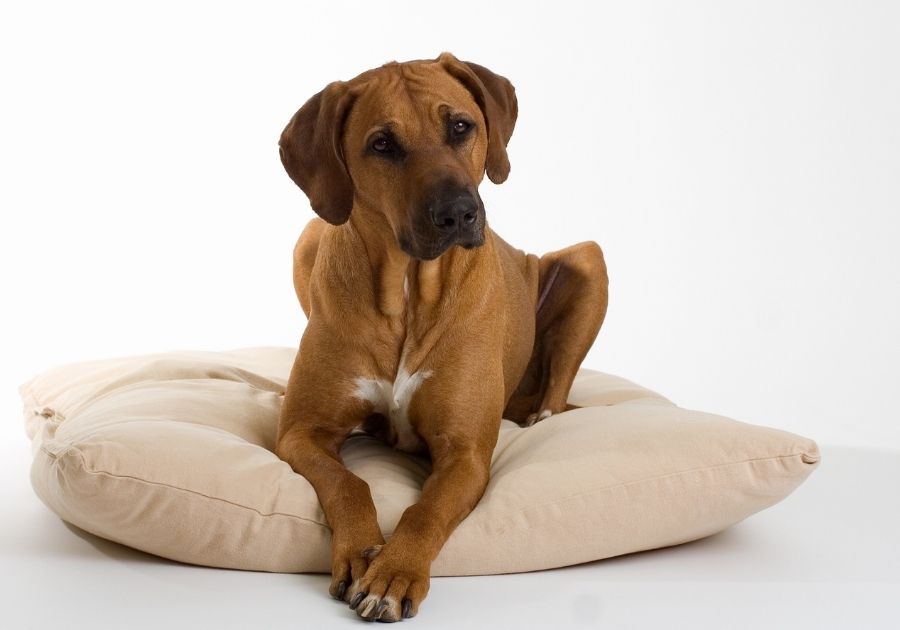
[402,598,412,618]
[375,601,389,618]
[350,592,366,609]
[335,581,347,600]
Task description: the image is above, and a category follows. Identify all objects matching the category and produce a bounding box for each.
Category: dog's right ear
[279,81,358,225]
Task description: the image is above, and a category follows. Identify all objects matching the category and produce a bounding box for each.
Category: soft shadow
[61,520,189,567]
[556,525,749,574]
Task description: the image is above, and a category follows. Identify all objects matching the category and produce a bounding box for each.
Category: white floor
[2,442,898,629]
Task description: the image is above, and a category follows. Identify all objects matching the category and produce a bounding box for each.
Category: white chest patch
[352,365,433,453]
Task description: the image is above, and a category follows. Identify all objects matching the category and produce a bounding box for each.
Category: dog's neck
[346,206,483,319]
[346,209,409,317]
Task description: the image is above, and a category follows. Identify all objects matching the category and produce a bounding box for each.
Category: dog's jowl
[275,53,608,622]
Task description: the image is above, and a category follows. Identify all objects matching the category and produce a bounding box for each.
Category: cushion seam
[43,444,331,529]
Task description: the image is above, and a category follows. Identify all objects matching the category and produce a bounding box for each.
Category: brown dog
[275,53,608,622]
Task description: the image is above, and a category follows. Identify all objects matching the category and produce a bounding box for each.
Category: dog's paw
[329,537,385,603]
[524,408,553,427]
[349,547,430,622]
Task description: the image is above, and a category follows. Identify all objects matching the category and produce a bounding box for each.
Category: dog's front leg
[349,407,499,622]
[276,387,386,604]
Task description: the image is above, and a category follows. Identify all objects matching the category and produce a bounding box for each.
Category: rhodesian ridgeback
[275,53,608,622]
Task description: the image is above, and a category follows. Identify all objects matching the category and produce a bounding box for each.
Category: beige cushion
[19,347,819,576]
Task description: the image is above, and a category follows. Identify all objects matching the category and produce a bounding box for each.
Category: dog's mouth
[399,220,485,261]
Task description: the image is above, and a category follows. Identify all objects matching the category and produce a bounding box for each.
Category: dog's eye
[451,120,472,136]
[371,136,393,153]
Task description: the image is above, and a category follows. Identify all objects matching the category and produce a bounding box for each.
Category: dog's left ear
[439,53,518,184]
[279,81,358,225]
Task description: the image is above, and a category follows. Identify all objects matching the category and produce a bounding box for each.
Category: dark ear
[279,81,358,225]
[438,52,518,184]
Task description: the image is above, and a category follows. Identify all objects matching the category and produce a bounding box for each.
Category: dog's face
[342,63,491,259]
[279,53,517,260]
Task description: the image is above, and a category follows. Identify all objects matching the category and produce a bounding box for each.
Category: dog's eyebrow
[367,122,400,136]
[437,103,475,122]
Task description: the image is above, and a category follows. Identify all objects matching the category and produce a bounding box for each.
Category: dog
[274,52,608,622]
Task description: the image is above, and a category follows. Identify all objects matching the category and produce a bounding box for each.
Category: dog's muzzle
[400,184,486,260]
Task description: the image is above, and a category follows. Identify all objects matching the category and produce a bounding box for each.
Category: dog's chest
[352,364,432,453]
[350,270,440,453]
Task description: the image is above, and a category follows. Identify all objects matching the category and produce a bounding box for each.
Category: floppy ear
[438,53,518,184]
[279,81,358,225]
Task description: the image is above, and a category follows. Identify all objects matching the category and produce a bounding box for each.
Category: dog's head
[279,53,517,260]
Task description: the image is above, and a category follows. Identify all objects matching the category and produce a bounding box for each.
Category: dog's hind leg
[504,241,609,426]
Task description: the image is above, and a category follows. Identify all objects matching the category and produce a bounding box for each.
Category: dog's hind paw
[524,408,553,427]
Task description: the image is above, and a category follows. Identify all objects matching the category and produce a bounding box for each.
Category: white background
[1,1,898,627]
[3,0,898,450]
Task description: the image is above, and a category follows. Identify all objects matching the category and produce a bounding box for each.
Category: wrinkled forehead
[347,61,481,140]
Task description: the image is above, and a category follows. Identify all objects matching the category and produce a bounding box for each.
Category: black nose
[430,194,478,232]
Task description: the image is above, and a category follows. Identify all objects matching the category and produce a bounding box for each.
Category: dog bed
[19,347,819,576]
